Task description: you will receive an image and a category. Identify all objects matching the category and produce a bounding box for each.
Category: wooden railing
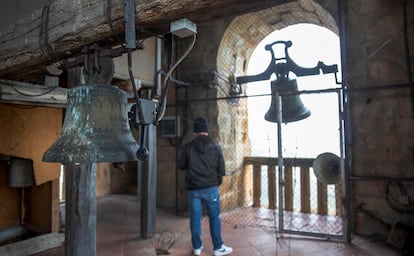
[244,157,342,216]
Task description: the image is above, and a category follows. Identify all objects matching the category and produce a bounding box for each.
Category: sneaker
[213,245,233,256]
[193,246,203,255]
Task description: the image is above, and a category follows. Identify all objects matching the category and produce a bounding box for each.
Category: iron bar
[276,92,284,232]
[350,176,414,182]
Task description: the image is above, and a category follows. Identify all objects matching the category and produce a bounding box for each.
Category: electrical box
[170,18,197,38]
[160,116,180,137]
[130,99,157,125]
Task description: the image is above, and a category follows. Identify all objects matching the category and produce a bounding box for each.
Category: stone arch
[213,0,339,172]
[217,0,338,82]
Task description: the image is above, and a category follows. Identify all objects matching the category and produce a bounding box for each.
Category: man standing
[178,117,233,256]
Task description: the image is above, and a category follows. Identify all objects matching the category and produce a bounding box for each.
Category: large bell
[312,152,341,184]
[43,84,139,164]
[265,78,311,123]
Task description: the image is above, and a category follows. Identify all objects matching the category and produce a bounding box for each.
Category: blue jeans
[187,186,223,250]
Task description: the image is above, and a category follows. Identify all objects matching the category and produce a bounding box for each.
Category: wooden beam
[252,164,261,207]
[0,79,67,107]
[244,157,314,167]
[0,232,64,256]
[0,0,292,79]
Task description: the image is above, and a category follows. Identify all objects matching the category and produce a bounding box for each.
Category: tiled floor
[33,194,401,256]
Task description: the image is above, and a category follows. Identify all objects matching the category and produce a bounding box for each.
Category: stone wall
[155,19,231,210]
[344,0,414,235]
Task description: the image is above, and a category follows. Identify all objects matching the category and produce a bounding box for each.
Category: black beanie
[193,117,208,133]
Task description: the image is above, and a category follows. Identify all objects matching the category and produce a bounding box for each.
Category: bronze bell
[265,78,311,123]
[42,84,139,164]
[8,157,34,187]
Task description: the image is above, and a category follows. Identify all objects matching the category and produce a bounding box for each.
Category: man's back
[178,135,225,189]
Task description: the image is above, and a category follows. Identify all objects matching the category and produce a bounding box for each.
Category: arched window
[247,23,341,158]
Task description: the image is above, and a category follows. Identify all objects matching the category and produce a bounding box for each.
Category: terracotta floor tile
[25,194,401,256]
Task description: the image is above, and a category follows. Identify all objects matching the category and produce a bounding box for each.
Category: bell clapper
[137,125,149,160]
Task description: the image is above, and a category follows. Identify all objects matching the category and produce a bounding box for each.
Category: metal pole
[124,0,136,49]
[65,163,96,256]
[338,0,352,242]
[337,88,348,241]
[276,92,284,232]
[140,124,157,239]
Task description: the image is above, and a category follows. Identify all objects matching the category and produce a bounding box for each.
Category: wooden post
[252,164,261,207]
[300,165,310,213]
[335,184,342,216]
[267,165,276,209]
[65,163,96,256]
[317,182,328,215]
[51,179,60,233]
[284,165,293,211]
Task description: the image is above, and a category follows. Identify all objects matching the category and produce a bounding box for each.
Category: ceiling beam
[0,79,67,107]
[0,0,293,79]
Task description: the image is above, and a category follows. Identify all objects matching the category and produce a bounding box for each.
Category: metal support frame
[140,124,157,239]
[276,92,284,232]
[276,88,347,241]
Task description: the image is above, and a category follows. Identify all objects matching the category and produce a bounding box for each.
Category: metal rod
[350,176,414,181]
[124,0,136,49]
[154,38,162,99]
[277,229,344,242]
[338,0,353,243]
[167,82,414,107]
[127,49,145,123]
[276,92,284,232]
[337,85,348,242]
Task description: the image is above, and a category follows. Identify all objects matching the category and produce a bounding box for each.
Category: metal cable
[156,34,196,122]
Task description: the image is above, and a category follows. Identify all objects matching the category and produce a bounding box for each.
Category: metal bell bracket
[124,0,156,160]
[236,40,339,85]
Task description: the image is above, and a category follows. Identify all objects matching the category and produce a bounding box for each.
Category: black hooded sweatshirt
[178,135,225,190]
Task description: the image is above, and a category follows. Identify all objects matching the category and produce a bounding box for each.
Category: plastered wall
[0,104,61,185]
[0,104,62,232]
